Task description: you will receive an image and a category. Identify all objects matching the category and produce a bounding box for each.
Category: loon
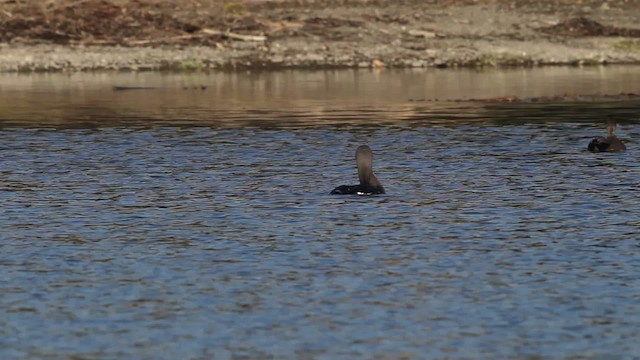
[588,118,626,152]
[330,145,385,195]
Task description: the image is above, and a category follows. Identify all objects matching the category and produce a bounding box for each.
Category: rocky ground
[1,0,640,72]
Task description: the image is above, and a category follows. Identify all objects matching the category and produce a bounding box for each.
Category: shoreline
[1,2,640,72]
[2,40,640,73]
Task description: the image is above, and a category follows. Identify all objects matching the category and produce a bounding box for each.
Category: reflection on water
[1,67,640,358]
[0,66,639,128]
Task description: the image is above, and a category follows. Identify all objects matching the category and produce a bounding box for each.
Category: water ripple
[1,69,640,358]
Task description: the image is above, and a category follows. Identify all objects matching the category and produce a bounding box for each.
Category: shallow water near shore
[2,67,640,358]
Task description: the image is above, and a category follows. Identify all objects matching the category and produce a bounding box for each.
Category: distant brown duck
[330,145,385,195]
[588,118,626,152]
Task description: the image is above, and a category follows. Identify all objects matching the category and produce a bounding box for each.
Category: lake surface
[1,67,640,359]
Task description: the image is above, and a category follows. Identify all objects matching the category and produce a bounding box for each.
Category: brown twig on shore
[201,28,266,42]
[69,29,263,47]
[125,34,206,46]
[100,29,267,47]
[70,39,119,46]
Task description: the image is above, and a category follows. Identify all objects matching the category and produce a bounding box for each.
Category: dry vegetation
[0,0,264,46]
[2,0,639,47]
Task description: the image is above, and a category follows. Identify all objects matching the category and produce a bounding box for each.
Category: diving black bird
[588,117,626,152]
[330,145,385,195]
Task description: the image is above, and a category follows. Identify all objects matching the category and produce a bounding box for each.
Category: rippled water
[2,67,640,359]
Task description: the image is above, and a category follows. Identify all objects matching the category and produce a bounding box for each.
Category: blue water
[1,68,640,359]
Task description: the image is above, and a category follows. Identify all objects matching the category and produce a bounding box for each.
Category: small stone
[372,59,385,68]
[408,29,437,38]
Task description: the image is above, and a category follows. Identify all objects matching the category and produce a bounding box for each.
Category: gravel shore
[1,1,640,72]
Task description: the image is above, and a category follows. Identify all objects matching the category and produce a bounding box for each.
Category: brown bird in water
[587,117,626,152]
[330,145,385,195]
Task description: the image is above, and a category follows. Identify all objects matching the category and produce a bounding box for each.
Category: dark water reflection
[1,68,640,358]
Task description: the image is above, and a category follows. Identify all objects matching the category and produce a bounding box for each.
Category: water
[1,67,640,359]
